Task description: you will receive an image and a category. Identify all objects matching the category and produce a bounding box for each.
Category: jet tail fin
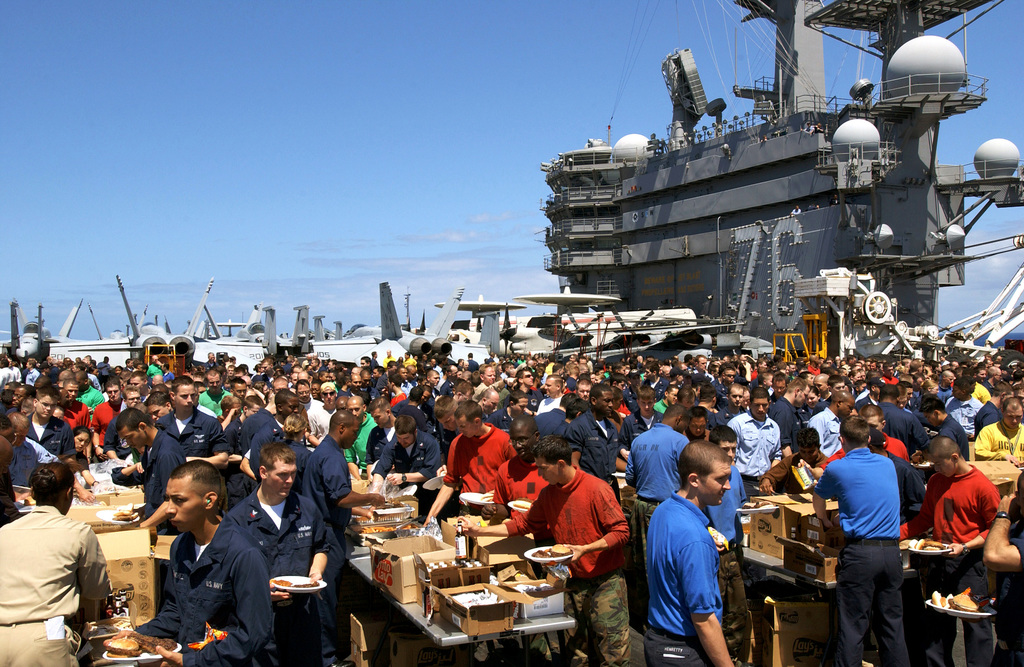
[185,278,214,337]
[479,311,500,355]
[116,276,142,342]
[203,305,222,339]
[426,287,465,339]
[292,306,310,353]
[263,307,278,355]
[379,283,403,341]
[9,301,19,356]
[87,304,103,338]
[58,300,82,338]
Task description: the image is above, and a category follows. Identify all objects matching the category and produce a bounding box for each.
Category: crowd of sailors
[1,347,1024,667]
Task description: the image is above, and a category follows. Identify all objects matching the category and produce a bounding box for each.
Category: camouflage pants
[626,497,659,630]
[565,568,631,667]
[717,548,749,661]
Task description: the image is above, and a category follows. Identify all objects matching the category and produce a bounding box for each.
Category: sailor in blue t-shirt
[813,416,909,667]
[645,441,735,667]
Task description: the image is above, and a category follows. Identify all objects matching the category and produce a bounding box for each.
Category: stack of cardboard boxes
[746,494,842,583]
[363,516,567,651]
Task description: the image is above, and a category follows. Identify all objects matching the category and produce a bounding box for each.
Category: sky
[3,1,1024,343]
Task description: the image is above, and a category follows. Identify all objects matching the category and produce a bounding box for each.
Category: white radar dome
[831,119,880,161]
[884,36,966,98]
[613,134,650,162]
[974,138,1020,178]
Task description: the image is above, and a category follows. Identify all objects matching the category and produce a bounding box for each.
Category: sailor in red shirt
[89,380,124,458]
[60,377,91,430]
[425,400,514,521]
[900,436,1000,667]
[463,435,631,666]
[860,404,910,461]
[481,415,549,536]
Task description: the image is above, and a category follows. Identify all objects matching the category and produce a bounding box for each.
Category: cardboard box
[798,514,845,549]
[435,584,517,636]
[441,516,483,548]
[496,579,565,618]
[739,609,761,666]
[349,610,389,667]
[66,505,146,535]
[474,535,535,567]
[778,537,840,583]
[973,459,1019,495]
[389,630,468,667]
[153,535,175,561]
[95,489,146,507]
[94,529,158,625]
[371,536,452,604]
[761,597,829,667]
[747,495,818,559]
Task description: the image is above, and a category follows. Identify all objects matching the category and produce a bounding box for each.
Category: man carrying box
[224,442,328,667]
[461,435,631,666]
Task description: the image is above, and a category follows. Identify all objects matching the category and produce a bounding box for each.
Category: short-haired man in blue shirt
[727,387,781,499]
[625,403,690,629]
[813,416,910,667]
[645,440,734,667]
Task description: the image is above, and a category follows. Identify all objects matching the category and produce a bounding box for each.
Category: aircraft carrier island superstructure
[541,0,1024,351]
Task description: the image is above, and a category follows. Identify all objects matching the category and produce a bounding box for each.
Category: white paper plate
[459,492,493,506]
[103,643,181,663]
[423,474,445,491]
[270,576,327,593]
[909,546,952,555]
[525,546,573,564]
[374,505,412,516]
[509,501,532,513]
[946,605,996,619]
[737,505,776,515]
[925,599,949,614]
[96,509,140,525]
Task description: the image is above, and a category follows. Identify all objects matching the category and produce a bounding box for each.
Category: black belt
[998,637,1024,652]
[741,474,760,481]
[636,496,662,505]
[846,538,898,547]
[649,627,701,644]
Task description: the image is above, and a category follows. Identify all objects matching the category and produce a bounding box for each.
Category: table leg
[371,600,394,667]
[820,589,836,667]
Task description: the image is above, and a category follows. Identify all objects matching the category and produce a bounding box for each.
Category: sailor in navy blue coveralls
[132,461,273,666]
[224,442,328,667]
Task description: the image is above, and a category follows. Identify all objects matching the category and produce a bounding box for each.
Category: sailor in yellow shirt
[973,381,992,406]
[973,397,1024,465]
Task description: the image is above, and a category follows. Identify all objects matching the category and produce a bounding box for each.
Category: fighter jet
[311,283,496,363]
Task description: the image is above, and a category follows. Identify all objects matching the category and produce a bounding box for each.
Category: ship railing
[547,216,622,239]
[816,142,901,170]
[961,160,1024,181]
[876,73,987,101]
[546,185,621,207]
[544,249,622,270]
[691,113,767,143]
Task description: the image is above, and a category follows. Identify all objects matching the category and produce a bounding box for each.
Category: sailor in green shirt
[343,395,375,477]
[198,368,231,417]
[77,380,105,410]
[653,385,678,414]
[146,361,163,380]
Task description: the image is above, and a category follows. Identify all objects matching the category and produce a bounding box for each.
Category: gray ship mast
[732,0,826,116]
